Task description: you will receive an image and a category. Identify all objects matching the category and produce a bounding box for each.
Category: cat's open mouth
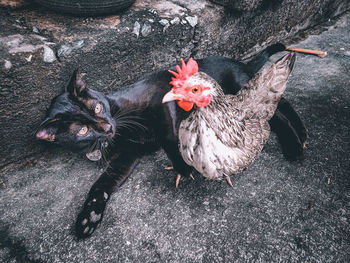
[85,141,109,161]
[86,150,102,161]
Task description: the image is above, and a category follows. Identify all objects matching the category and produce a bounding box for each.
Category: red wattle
[177,100,194,111]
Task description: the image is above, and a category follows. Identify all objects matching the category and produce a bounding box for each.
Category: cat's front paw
[75,190,110,239]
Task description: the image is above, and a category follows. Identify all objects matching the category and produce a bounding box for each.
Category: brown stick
[286,47,327,58]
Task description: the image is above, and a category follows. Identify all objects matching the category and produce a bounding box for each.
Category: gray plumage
[179,53,296,180]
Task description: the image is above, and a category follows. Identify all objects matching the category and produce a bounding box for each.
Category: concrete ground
[1,12,350,263]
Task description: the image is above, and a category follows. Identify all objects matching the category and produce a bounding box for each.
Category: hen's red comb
[168,58,199,89]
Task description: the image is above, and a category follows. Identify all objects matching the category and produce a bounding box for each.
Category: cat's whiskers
[112,107,140,119]
[119,118,147,131]
[106,135,115,147]
[113,109,147,129]
[114,115,148,133]
[110,110,149,148]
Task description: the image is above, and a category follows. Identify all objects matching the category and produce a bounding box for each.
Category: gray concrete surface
[1,11,350,263]
[1,0,350,166]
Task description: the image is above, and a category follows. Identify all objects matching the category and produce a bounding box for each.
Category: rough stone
[159,18,170,32]
[25,54,32,62]
[159,18,169,27]
[32,26,39,34]
[132,21,141,37]
[4,59,11,69]
[185,16,198,28]
[57,40,85,58]
[170,17,180,25]
[42,45,56,63]
[141,22,152,37]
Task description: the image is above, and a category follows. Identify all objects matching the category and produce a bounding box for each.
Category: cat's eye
[94,103,103,114]
[77,125,88,136]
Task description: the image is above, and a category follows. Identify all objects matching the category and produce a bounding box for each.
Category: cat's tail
[246,43,286,75]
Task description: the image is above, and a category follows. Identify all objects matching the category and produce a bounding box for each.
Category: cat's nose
[102,123,113,134]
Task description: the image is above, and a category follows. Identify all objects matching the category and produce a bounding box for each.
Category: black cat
[36,43,307,238]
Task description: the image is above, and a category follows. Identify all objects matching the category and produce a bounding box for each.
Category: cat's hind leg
[269,108,306,161]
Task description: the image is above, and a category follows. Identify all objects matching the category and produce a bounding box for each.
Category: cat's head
[36,70,116,158]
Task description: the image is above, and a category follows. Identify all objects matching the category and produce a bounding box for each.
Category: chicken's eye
[192,87,200,94]
[77,125,88,136]
[94,103,103,114]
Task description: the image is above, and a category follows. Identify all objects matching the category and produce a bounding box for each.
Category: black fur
[246,43,286,75]
[36,44,307,238]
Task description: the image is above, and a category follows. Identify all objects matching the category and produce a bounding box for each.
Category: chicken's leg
[161,137,194,187]
[174,173,195,188]
[164,166,194,187]
[226,177,233,187]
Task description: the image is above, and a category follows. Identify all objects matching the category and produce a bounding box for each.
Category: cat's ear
[66,69,85,97]
[35,118,59,142]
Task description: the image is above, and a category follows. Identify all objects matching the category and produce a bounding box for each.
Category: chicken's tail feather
[276,50,296,72]
[235,53,296,121]
[246,43,286,75]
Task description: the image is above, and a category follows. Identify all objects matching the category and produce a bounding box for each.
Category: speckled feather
[179,53,296,180]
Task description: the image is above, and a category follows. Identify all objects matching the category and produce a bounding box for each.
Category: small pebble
[57,45,71,57]
[4,60,12,69]
[43,46,56,63]
[170,17,180,25]
[132,21,141,37]
[25,54,32,62]
[57,40,85,58]
[73,40,84,49]
[141,22,152,37]
[159,19,169,27]
[159,18,170,32]
[32,26,40,34]
[185,16,198,28]
[149,8,157,15]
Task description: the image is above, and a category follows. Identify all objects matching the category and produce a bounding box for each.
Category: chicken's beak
[162,90,184,103]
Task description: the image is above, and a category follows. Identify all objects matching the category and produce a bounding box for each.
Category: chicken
[162,53,296,184]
